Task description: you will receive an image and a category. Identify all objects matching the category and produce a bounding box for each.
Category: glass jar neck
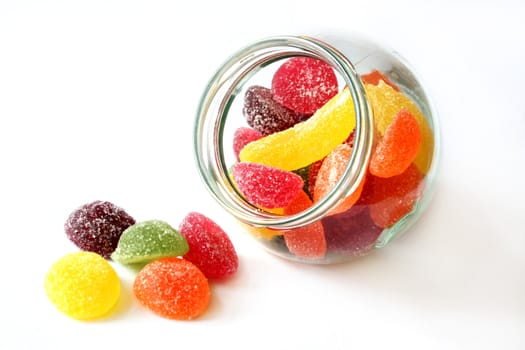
[194,35,374,230]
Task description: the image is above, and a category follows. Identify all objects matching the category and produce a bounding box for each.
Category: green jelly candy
[111,220,189,265]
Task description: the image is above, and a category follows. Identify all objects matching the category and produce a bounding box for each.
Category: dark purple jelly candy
[243,85,304,136]
[321,206,383,257]
[64,200,136,259]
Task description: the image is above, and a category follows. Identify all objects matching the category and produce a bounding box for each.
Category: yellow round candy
[44,251,120,320]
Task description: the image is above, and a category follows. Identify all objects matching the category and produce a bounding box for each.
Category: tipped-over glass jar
[194,33,439,264]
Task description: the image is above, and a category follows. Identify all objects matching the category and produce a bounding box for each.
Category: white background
[1,0,524,349]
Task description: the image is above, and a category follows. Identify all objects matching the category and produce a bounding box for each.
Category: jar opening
[194,36,374,230]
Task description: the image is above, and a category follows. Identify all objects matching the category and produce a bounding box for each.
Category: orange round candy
[133,258,210,320]
[313,143,365,215]
[369,109,422,178]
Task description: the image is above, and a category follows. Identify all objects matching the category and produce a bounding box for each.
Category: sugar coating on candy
[233,127,262,161]
[44,252,120,320]
[243,85,305,136]
[272,57,338,115]
[370,109,422,178]
[111,220,189,265]
[133,258,210,320]
[365,81,434,174]
[313,143,365,215]
[322,205,383,257]
[64,201,135,259]
[283,191,326,259]
[358,164,424,228]
[179,212,238,279]
[361,70,400,91]
[232,162,304,209]
[240,88,355,171]
[307,159,323,199]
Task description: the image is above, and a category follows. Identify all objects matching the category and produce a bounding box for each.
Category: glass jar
[194,33,439,264]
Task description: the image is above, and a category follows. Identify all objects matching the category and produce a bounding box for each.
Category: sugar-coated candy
[243,85,305,136]
[369,109,422,178]
[307,159,323,199]
[111,220,189,265]
[232,162,304,209]
[240,88,355,171]
[179,212,238,279]
[133,258,210,320]
[44,252,120,320]
[64,201,135,259]
[361,70,400,91]
[283,191,327,259]
[233,127,262,161]
[322,206,383,257]
[358,164,424,228]
[313,143,365,215]
[365,80,434,174]
[272,57,338,114]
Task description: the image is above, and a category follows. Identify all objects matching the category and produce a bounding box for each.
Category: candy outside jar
[194,33,439,264]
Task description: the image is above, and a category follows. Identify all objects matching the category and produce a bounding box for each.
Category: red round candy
[232,162,304,209]
[272,57,338,115]
[179,212,238,279]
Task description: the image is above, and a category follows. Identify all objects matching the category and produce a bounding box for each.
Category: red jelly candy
[233,127,262,161]
[283,191,327,259]
[133,258,210,320]
[272,57,338,115]
[358,164,424,228]
[64,201,135,259]
[243,85,305,136]
[361,70,400,91]
[307,159,323,199]
[179,212,238,280]
[232,162,304,209]
[321,205,383,257]
[369,109,422,178]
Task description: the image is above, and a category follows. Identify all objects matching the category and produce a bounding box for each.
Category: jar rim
[194,35,374,229]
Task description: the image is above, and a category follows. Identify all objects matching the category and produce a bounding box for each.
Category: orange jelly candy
[361,70,400,91]
[133,258,210,320]
[369,109,422,178]
[283,191,327,259]
[313,143,365,215]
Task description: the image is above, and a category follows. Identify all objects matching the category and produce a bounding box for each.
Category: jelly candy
[233,127,262,161]
[361,70,400,91]
[365,80,434,174]
[321,206,383,257]
[283,191,327,259]
[307,159,323,199]
[44,252,120,320]
[179,212,238,279]
[369,109,422,178]
[239,88,355,171]
[232,162,304,209]
[358,163,424,228]
[272,56,338,115]
[64,201,135,259]
[313,143,365,215]
[133,258,210,320]
[243,85,305,136]
[111,220,189,265]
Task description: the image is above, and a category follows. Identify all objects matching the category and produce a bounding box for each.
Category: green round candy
[111,220,189,265]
